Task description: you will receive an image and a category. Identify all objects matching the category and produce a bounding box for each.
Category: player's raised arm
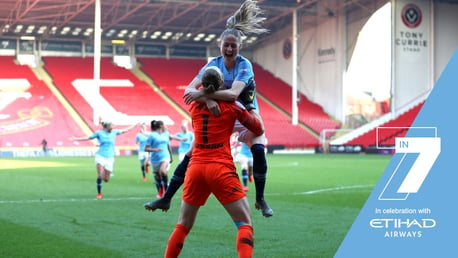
[71,136,91,141]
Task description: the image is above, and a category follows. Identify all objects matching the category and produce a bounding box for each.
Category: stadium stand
[138,57,319,148]
[2,53,423,152]
[1,55,336,153]
[138,57,207,112]
[257,98,319,147]
[344,102,424,148]
[43,56,187,147]
[252,63,341,136]
[0,55,93,151]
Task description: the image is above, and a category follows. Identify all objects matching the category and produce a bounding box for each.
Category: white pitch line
[0,196,151,204]
[295,184,375,195]
[0,185,375,204]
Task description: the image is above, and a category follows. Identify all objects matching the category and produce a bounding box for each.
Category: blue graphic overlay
[335,49,458,257]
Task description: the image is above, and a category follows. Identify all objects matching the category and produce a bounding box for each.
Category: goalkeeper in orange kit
[164,66,263,258]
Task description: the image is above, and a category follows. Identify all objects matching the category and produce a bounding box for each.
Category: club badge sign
[401,3,422,28]
[282,38,292,59]
[395,2,428,54]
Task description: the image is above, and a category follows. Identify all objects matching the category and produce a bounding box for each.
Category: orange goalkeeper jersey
[189,101,263,167]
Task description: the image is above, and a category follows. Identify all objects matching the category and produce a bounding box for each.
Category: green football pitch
[0,154,390,258]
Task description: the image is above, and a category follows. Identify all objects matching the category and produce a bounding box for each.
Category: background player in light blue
[235,142,254,191]
[136,123,151,181]
[72,120,138,199]
[144,120,177,198]
[174,120,194,162]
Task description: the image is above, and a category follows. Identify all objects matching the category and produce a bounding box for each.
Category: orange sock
[165,224,190,258]
[236,225,254,258]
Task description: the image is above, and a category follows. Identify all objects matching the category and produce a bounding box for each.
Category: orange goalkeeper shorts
[182,162,246,206]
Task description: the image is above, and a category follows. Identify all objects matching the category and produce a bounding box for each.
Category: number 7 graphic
[378,137,441,201]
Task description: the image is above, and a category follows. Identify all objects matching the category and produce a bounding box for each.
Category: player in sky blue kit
[174,120,194,162]
[144,120,176,198]
[235,142,254,191]
[144,0,273,218]
[72,120,138,199]
[136,123,151,181]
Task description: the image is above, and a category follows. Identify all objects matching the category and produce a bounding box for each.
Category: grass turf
[0,154,390,257]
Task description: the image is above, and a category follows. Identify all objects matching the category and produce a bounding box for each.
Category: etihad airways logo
[370,218,436,229]
[378,127,441,201]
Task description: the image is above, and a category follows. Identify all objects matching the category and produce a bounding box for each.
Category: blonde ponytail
[220,0,268,41]
[226,0,269,36]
